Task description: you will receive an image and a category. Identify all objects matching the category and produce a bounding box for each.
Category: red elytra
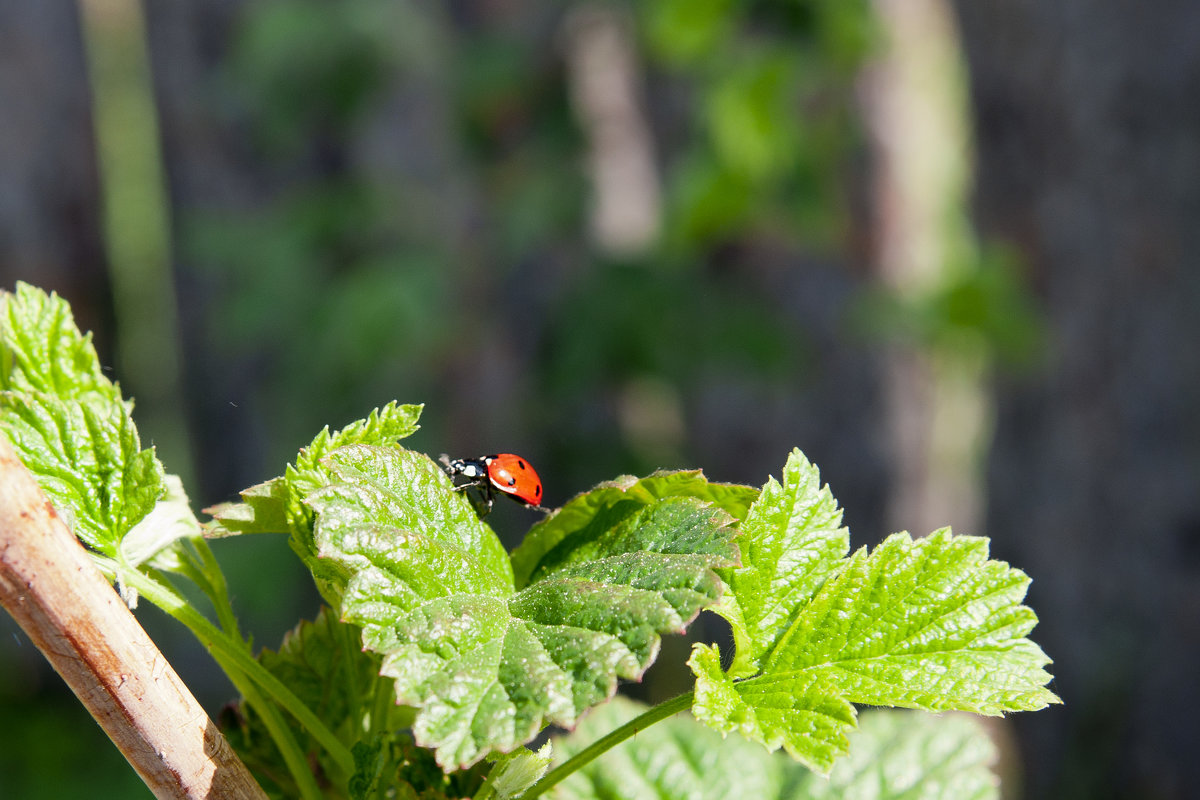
[483,453,544,506]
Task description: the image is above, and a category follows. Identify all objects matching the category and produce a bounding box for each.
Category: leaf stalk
[519,691,694,800]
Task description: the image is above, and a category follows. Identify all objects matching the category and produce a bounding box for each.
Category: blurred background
[1,0,1197,797]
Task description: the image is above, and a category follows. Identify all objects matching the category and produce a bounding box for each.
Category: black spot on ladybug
[517,459,527,469]
[535,485,542,499]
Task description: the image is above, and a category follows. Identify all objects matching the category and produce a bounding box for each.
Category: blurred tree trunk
[0,0,111,341]
[562,3,661,257]
[860,0,989,539]
[78,0,195,485]
[958,2,1200,798]
[0,0,195,483]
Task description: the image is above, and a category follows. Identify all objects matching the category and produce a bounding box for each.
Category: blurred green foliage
[0,689,151,799]
[642,0,873,251]
[176,0,1042,552]
[853,245,1046,368]
[183,0,878,483]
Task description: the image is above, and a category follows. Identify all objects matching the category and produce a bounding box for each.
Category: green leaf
[122,474,203,568]
[305,446,739,769]
[689,642,855,771]
[716,448,847,677]
[308,444,512,611]
[0,281,115,399]
[553,695,786,800]
[205,476,291,537]
[111,473,204,606]
[349,741,386,800]
[553,696,999,800]
[481,744,553,800]
[693,478,1059,776]
[511,470,756,589]
[287,401,424,510]
[763,529,1058,714]
[259,608,402,750]
[0,284,165,555]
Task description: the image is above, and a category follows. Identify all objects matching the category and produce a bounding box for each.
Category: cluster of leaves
[1,283,1058,800]
[212,417,750,771]
[208,399,1056,792]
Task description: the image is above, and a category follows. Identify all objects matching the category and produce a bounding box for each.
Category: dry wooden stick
[0,436,266,800]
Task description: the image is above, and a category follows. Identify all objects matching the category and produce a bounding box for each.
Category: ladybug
[439,453,545,515]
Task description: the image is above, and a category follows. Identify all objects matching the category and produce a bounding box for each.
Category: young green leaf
[304,446,739,769]
[688,449,1058,773]
[110,473,205,606]
[122,475,203,569]
[0,283,166,555]
[761,529,1057,715]
[0,281,116,399]
[552,696,999,800]
[693,522,1058,772]
[689,641,856,771]
[480,744,553,800]
[714,448,847,678]
[205,476,291,537]
[285,401,424,523]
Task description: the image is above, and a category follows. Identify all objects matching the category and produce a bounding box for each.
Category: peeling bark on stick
[0,437,265,800]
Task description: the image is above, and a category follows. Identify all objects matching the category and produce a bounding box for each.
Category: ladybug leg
[445,476,492,516]
[464,485,493,518]
[481,481,496,515]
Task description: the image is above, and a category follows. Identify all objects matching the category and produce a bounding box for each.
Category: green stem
[105,561,356,777]
[519,692,694,800]
[190,537,241,635]
[221,655,325,800]
[156,545,237,637]
[473,775,499,800]
[369,664,394,740]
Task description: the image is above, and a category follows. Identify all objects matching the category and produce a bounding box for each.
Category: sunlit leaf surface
[692,449,1059,773]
